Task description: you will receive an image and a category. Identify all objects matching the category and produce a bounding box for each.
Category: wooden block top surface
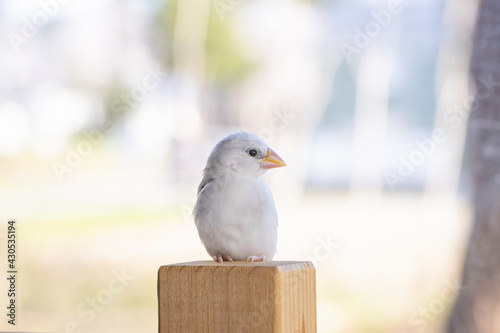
[159,260,314,271]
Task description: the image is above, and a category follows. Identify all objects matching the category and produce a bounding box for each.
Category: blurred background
[0,0,480,332]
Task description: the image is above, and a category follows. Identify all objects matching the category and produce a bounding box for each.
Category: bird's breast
[222,178,272,208]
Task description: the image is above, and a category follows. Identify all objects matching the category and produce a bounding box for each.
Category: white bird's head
[205,132,286,177]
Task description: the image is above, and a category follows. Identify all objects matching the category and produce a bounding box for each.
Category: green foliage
[156,0,254,85]
[205,3,255,84]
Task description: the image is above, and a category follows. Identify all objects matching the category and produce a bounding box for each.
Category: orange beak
[259,148,287,169]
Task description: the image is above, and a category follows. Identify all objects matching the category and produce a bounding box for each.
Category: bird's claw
[213,254,233,263]
[247,255,266,262]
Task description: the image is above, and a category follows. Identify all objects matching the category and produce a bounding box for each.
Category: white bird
[193,132,286,263]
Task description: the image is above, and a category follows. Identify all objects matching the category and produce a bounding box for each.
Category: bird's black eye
[248,149,258,157]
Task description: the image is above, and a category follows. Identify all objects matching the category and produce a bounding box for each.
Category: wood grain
[158,261,316,333]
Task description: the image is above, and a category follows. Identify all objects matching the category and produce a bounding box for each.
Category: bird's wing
[197,174,214,194]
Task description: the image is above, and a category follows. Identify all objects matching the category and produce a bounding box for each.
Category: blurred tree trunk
[447,1,500,333]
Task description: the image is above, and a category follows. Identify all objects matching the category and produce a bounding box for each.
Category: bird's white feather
[193,132,281,261]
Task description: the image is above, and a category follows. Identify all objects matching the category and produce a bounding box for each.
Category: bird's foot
[213,254,233,264]
[247,254,267,262]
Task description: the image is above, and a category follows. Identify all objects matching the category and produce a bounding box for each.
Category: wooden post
[158,261,316,333]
